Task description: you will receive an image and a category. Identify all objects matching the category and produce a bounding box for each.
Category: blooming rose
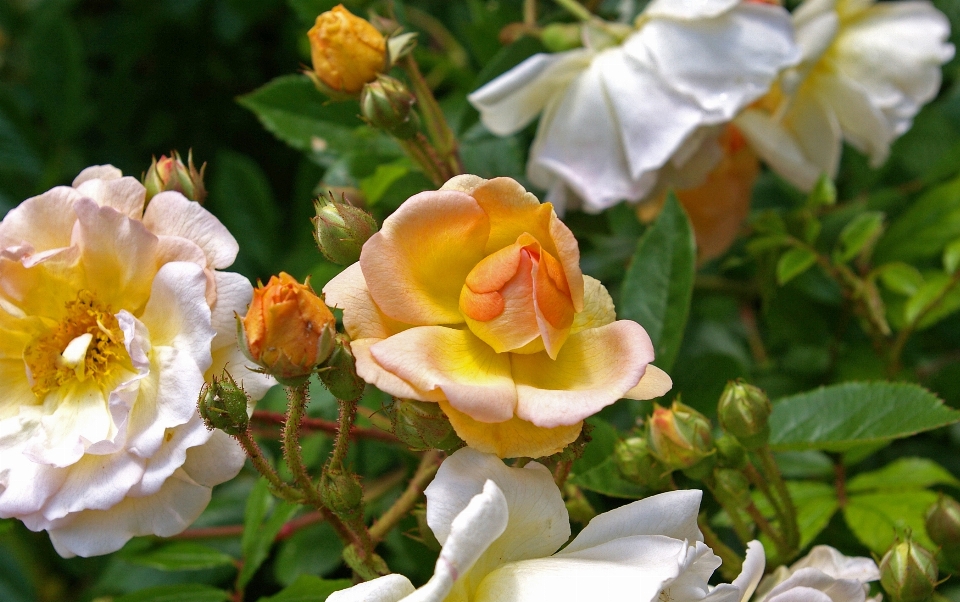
[752,545,880,602]
[468,0,798,213]
[736,0,954,191]
[0,166,273,557]
[323,175,671,458]
[328,447,767,602]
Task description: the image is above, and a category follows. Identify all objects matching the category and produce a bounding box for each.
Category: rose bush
[0,165,272,556]
[323,175,671,458]
[328,447,767,602]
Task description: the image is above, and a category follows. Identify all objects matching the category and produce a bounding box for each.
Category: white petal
[469,51,593,136]
[72,165,123,186]
[643,0,739,19]
[789,546,879,583]
[37,451,144,522]
[814,72,891,166]
[425,448,570,579]
[765,568,869,602]
[327,574,416,602]
[128,414,211,497]
[142,191,239,269]
[209,270,253,352]
[0,186,81,253]
[74,176,146,220]
[733,541,767,602]
[734,109,824,192]
[180,428,246,488]
[560,489,703,556]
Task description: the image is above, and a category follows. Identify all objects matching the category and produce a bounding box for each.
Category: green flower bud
[927,495,960,572]
[318,335,366,400]
[717,380,771,449]
[319,468,364,522]
[142,150,207,204]
[388,398,463,452]
[360,75,419,139]
[716,434,748,470]
[647,401,715,472]
[614,437,672,490]
[540,23,582,52]
[712,468,751,506]
[197,371,249,436]
[312,194,379,265]
[880,538,939,602]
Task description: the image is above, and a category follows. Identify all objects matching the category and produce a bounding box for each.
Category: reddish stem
[251,410,398,443]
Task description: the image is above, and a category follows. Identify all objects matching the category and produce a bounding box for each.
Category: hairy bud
[198,371,249,436]
[615,437,672,490]
[318,335,366,400]
[389,398,463,452]
[319,468,364,522]
[313,194,378,265]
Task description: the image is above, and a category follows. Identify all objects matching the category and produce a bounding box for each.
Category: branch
[252,410,398,443]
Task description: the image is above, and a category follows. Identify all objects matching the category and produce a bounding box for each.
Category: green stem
[400,56,462,178]
[234,429,304,504]
[759,446,800,554]
[330,397,358,470]
[889,268,960,376]
[698,514,742,581]
[704,477,754,546]
[553,0,593,21]
[369,451,442,543]
[398,133,446,186]
[744,499,789,560]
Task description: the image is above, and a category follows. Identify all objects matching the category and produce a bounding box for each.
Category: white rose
[753,545,881,602]
[329,447,767,602]
[0,166,273,557]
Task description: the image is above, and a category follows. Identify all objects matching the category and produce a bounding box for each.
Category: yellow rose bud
[240,272,337,385]
[307,4,386,95]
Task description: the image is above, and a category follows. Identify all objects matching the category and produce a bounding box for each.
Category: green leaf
[877,262,925,296]
[847,457,960,493]
[835,211,884,263]
[569,456,651,499]
[238,75,363,166]
[274,522,344,587]
[790,482,841,548]
[844,490,939,554]
[904,273,960,328]
[619,194,695,371]
[360,160,411,206]
[776,248,818,285]
[944,238,960,274]
[258,575,352,601]
[239,479,300,590]
[125,542,236,571]
[769,382,960,452]
[875,174,960,263]
[114,584,229,602]
[806,174,837,208]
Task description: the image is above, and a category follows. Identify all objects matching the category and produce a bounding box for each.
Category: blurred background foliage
[5,0,960,600]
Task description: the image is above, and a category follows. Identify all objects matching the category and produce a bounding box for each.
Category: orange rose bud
[240,273,337,385]
[307,4,386,95]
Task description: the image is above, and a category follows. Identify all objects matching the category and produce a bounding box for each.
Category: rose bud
[307,4,386,97]
[142,150,207,204]
[647,401,715,474]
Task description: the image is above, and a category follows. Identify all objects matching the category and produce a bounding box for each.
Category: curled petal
[622,364,672,401]
[327,575,415,602]
[440,400,581,459]
[323,263,412,341]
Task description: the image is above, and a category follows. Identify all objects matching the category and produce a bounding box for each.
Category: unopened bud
[541,23,582,52]
[389,398,462,452]
[647,401,715,473]
[307,4,386,96]
[318,335,366,400]
[320,468,364,522]
[880,538,939,602]
[312,194,378,265]
[198,371,249,436]
[712,468,751,506]
[718,380,771,449]
[927,495,960,572]
[360,75,419,139]
[615,437,672,490]
[143,150,207,204]
[715,434,748,470]
[240,273,337,385]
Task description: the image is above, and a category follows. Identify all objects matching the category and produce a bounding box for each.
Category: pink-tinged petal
[560,490,703,556]
[425,448,570,565]
[142,192,239,269]
[439,400,581,459]
[327,575,415,602]
[360,190,489,325]
[369,327,516,422]
[74,176,146,220]
[623,364,672,400]
[323,263,413,340]
[0,187,81,252]
[73,198,159,311]
[512,321,655,428]
[72,165,123,186]
[46,467,212,558]
[350,339,443,402]
[468,50,592,136]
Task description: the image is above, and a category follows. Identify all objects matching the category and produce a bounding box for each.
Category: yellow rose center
[23,290,127,399]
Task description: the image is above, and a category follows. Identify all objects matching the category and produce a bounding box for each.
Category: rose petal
[323,263,413,341]
[439,400,581,459]
[142,191,240,269]
[327,575,416,602]
[622,364,673,401]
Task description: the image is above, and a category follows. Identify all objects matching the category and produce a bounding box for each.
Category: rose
[323,175,671,458]
[328,447,767,602]
[0,165,273,557]
[753,545,881,602]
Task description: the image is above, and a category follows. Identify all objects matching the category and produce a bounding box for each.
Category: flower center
[23,290,126,399]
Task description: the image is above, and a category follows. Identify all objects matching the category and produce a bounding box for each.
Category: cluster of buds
[614,436,672,491]
[717,380,772,449]
[198,371,250,436]
[927,494,960,573]
[387,398,462,453]
[142,150,207,204]
[312,193,378,265]
[646,400,716,478]
[239,272,337,386]
[880,537,939,602]
[307,4,386,97]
